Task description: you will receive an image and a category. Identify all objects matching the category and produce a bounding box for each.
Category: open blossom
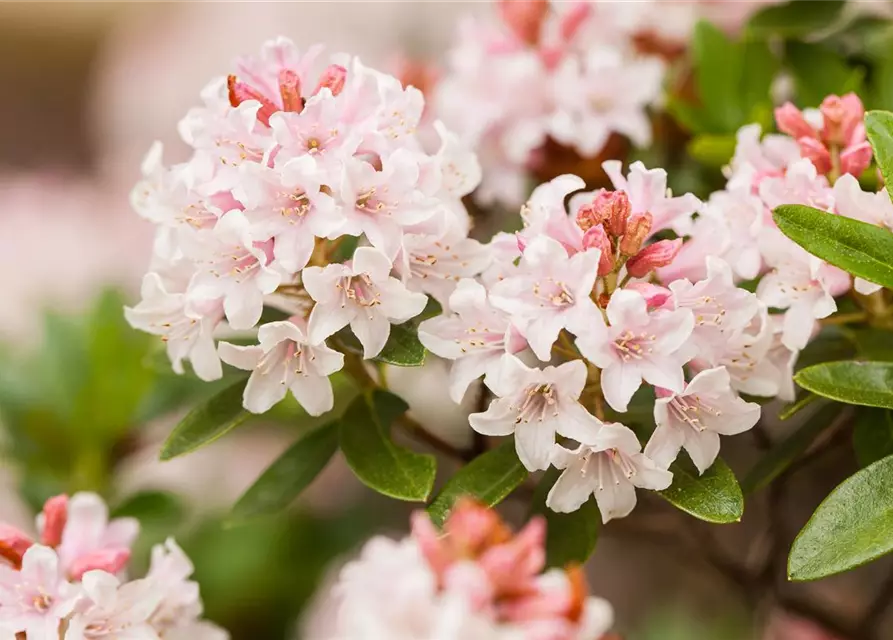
[575,290,694,412]
[65,571,161,640]
[548,423,673,522]
[418,279,527,403]
[469,355,602,471]
[726,123,801,194]
[698,188,767,281]
[645,367,761,474]
[218,318,344,414]
[489,236,601,362]
[303,247,428,358]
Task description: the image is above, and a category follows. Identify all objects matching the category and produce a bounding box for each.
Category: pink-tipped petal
[0,524,34,569]
[582,225,614,275]
[314,64,347,97]
[775,102,816,140]
[797,137,832,175]
[498,0,550,46]
[840,141,873,177]
[40,494,68,547]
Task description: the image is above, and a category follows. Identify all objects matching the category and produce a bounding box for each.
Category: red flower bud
[498,0,550,46]
[69,548,131,582]
[40,494,68,547]
[797,137,832,175]
[315,64,348,97]
[625,238,682,277]
[227,75,278,126]
[582,224,615,275]
[619,212,652,256]
[0,525,34,570]
[775,102,816,141]
[278,69,304,113]
[820,93,865,147]
[840,141,873,177]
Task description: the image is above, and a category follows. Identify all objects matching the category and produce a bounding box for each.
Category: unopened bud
[40,495,68,547]
[597,292,611,309]
[840,141,873,177]
[797,137,832,175]
[619,212,652,256]
[625,238,682,277]
[0,525,34,569]
[278,69,304,113]
[314,64,348,97]
[626,281,673,309]
[578,190,630,236]
[69,548,131,582]
[498,0,549,46]
[839,93,866,146]
[582,224,614,275]
[227,75,278,126]
[775,102,815,141]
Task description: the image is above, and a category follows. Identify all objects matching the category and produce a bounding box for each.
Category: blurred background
[2,2,892,639]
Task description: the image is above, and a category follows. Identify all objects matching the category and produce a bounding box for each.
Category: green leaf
[789,453,893,580]
[232,422,339,520]
[866,111,893,198]
[666,96,710,134]
[160,377,250,460]
[853,408,893,467]
[693,21,743,131]
[773,204,893,289]
[112,490,184,531]
[844,326,893,362]
[742,402,843,494]
[785,41,863,107]
[336,322,426,367]
[795,361,893,409]
[427,440,527,526]
[530,468,599,568]
[740,39,779,116]
[659,455,743,523]
[339,390,436,501]
[687,135,737,168]
[748,1,845,38]
[778,393,819,421]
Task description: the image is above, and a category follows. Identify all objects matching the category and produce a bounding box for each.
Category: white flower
[489,236,601,362]
[303,247,428,358]
[575,289,694,413]
[645,367,761,474]
[469,355,602,471]
[218,318,344,415]
[64,571,161,640]
[547,423,672,522]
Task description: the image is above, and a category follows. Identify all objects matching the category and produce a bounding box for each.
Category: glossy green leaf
[866,111,893,199]
[778,393,818,421]
[773,205,893,289]
[530,468,600,568]
[748,1,845,38]
[789,453,893,580]
[742,402,842,494]
[336,323,426,366]
[340,390,436,501]
[795,361,893,409]
[160,377,250,460]
[428,440,527,526]
[740,39,779,116]
[233,423,339,519]
[659,455,743,523]
[693,21,743,131]
[853,408,893,467]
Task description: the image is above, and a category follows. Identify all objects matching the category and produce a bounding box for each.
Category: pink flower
[489,236,600,362]
[0,525,33,570]
[518,175,587,256]
[699,188,766,280]
[218,318,344,415]
[625,238,682,278]
[303,247,428,357]
[645,367,761,474]
[602,161,701,236]
[656,212,731,284]
[64,571,161,640]
[418,279,527,403]
[547,423,672,522]
[575,289,694,412]
[757,158,833,212]
[469,355,602,471]
[0,545,81,638]
[726,124,801,194]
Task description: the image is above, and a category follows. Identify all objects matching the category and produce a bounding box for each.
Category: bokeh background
[2,2,891,639]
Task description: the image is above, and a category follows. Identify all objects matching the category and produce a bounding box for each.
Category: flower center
[32,592,53,613]
[692,295,727,327]
[613,330,654,361]
[513,383,558,424]
[278,189,311,219]
[533,279,575,308]
[338,274,381,309]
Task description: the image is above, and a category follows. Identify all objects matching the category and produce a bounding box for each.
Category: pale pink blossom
[726,124,801,194]
[645,367,761,473]
[757,158,833,213]
[547,423,672,522]
[517,175,587,255]
[218,318,344,415]
[418,279,527,403]
[303,247,428,357]
[489,236,600,362]
[469,355,602,471]
[655,212,731,284]
[64,571,161,640]
[700,188,767,280]
[575,289,694,412]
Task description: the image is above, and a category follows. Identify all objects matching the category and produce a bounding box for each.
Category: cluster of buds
[0,493,223,639]
[332,498,614,639]
[774,93,873,179]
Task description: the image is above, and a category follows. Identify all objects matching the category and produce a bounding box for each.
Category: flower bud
[840,141,873,177]
[69,548,132,582]
[315,64,348,97]
[227,75,278,126]
[0,525,34,569]
[625,238,682,278]
[40,494,68,547]
[498,0,549,46]
[820,93,865,146]
[626,281,673,309]
[775,102,816,141]
[619,212,652,256]
[797,137,832,175]
[559,1,592,43]
[278,69,304,113]
[582,224,614,275]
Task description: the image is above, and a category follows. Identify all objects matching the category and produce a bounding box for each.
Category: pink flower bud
[582,224,614,275]
[578,190,631,236]
[619,212,653,256]
[0,525,34,569]
[775,102,816,141]
[227,75,278,127]
[40,494,68,547]
[559,1,592,43]
[840,93,867,146]
[820,93,865,146]
[840,141,873,177]
[479,517,546,592]
[516,232,527,253]
[314,64,347,97]
[278,69,304,113]
[498,0,550,46]
[69,548,131,582]
[410,511,449,579]
[625,238,682,277]
[443,498,510,555]
[626,281,673,309]
[797,137,832,175]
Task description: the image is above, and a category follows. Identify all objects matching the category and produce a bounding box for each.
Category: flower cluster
[126,38,486,415]
[0,493,222,639]
[433,0,665,206]
[330,498,613,639]
[421,164,765,522]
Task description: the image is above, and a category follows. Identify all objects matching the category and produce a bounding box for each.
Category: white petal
[350,313,391,359]
[290,374,335,417]
[307,302,354,344]
[217,343,263,372]
[514,419,557,471]
[546,460,592,513]
[682,430,722,475]
[243,371,289,414]
[643,423,685,469]
[468,398,516,437]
